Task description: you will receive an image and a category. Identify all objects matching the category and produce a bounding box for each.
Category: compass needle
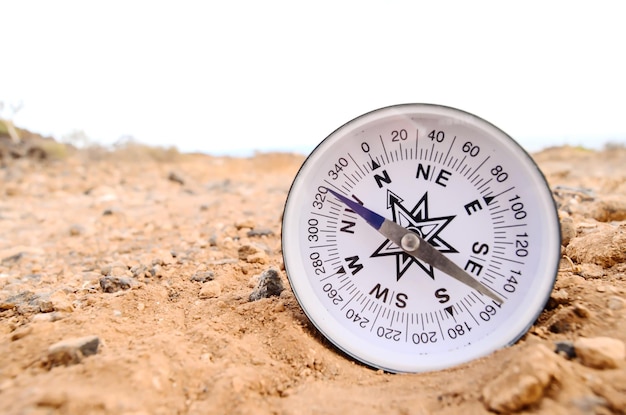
[283,104,560,372]
[327,188,504,303]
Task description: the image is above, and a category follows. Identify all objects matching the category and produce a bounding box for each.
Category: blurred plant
[111,135,180,162]
[0,100,23,143]
[61,129,92,148]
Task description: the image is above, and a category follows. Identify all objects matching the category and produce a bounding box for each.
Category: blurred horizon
[2,1,625,157]
[3,116,623,157]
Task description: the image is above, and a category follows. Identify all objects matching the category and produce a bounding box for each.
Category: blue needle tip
[326,188,385,229]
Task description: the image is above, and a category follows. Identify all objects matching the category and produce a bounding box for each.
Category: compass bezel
[282,104,560,373]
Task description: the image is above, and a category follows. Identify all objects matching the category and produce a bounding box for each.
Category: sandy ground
[0,144,625,414]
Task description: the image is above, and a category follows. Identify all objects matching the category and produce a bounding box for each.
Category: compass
[281,104,560,373]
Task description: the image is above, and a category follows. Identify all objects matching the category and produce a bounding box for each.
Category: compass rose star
[371,191,458,281]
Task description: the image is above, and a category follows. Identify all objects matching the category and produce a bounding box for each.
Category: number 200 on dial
[282,104,560,373]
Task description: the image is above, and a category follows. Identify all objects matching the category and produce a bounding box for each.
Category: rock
[574,336,625,369]
[1,291,42,314]
[249,268,284,301]
[32,312,66,323]
[247,228,274,237]
[1,252,23,264]
[235,219,255,229]
[102,207,122,216]
[100,261,131,277]
[167,170,185,185]
[588,196,626,222]
[198,281,221,299]
[246,251,268,264]
[565,224,626,268]
[482,344,560,412]
[546,307,584,334]
[191,271,215,283]
[10,325,33,341]
[578,263,605,279]
[573,304,592,318]
[48,290,74,312]
[152,250,175,265]
[554,341,576,359]
[238,243,269,264]
[47,335,100,367]
[130,264,150,279]
[150,264,165,278]
[559,216,575,246]
[68,224,85,236]
[548,289,570,308]
[99,276,132,293]
[39,297,55,313]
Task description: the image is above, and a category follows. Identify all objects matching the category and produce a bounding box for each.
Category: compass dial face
[282,104,560,373]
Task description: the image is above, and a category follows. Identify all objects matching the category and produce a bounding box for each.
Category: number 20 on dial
[282,104,560,373]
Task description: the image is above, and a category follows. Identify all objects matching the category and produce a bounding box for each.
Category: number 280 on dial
[282,104,560,373]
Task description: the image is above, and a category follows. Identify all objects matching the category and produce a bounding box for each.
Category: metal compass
[282,104,560,373]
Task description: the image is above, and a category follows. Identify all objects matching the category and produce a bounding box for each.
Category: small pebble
[198,281,221,299]
[235,219,255,230]
[99,276,132,293]
[191,271,215,283]
[560,217,575,246]
[554,340,576,359]
[247,228,274,237]
[48,290,74,312]
[150,264,164,278]
[574,336,625,369]
[47,335,100,367]
[68,224,85,236]
[482,344,559,412]
[246,252,268,264]
[238,243,269,264]
[102,208,117,216]
[167,171,185,185]
[100,262,130,277]
[548,289,570,308]
[249,268,284,301]
[573,304,592,318]
[131,264,150,279]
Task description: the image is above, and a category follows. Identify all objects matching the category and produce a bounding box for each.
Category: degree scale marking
[303,129,536,354]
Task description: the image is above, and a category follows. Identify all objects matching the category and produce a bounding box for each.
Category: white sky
[1,1,625,155]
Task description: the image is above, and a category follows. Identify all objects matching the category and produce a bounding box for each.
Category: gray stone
[249,268,284,301]
[99,276,132,293]
[247,228,275,237]
[130,264,150,279]
[554,340,576,359]
[191,271,215,283]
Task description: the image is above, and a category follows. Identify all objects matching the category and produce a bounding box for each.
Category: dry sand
[1,143,625,414]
